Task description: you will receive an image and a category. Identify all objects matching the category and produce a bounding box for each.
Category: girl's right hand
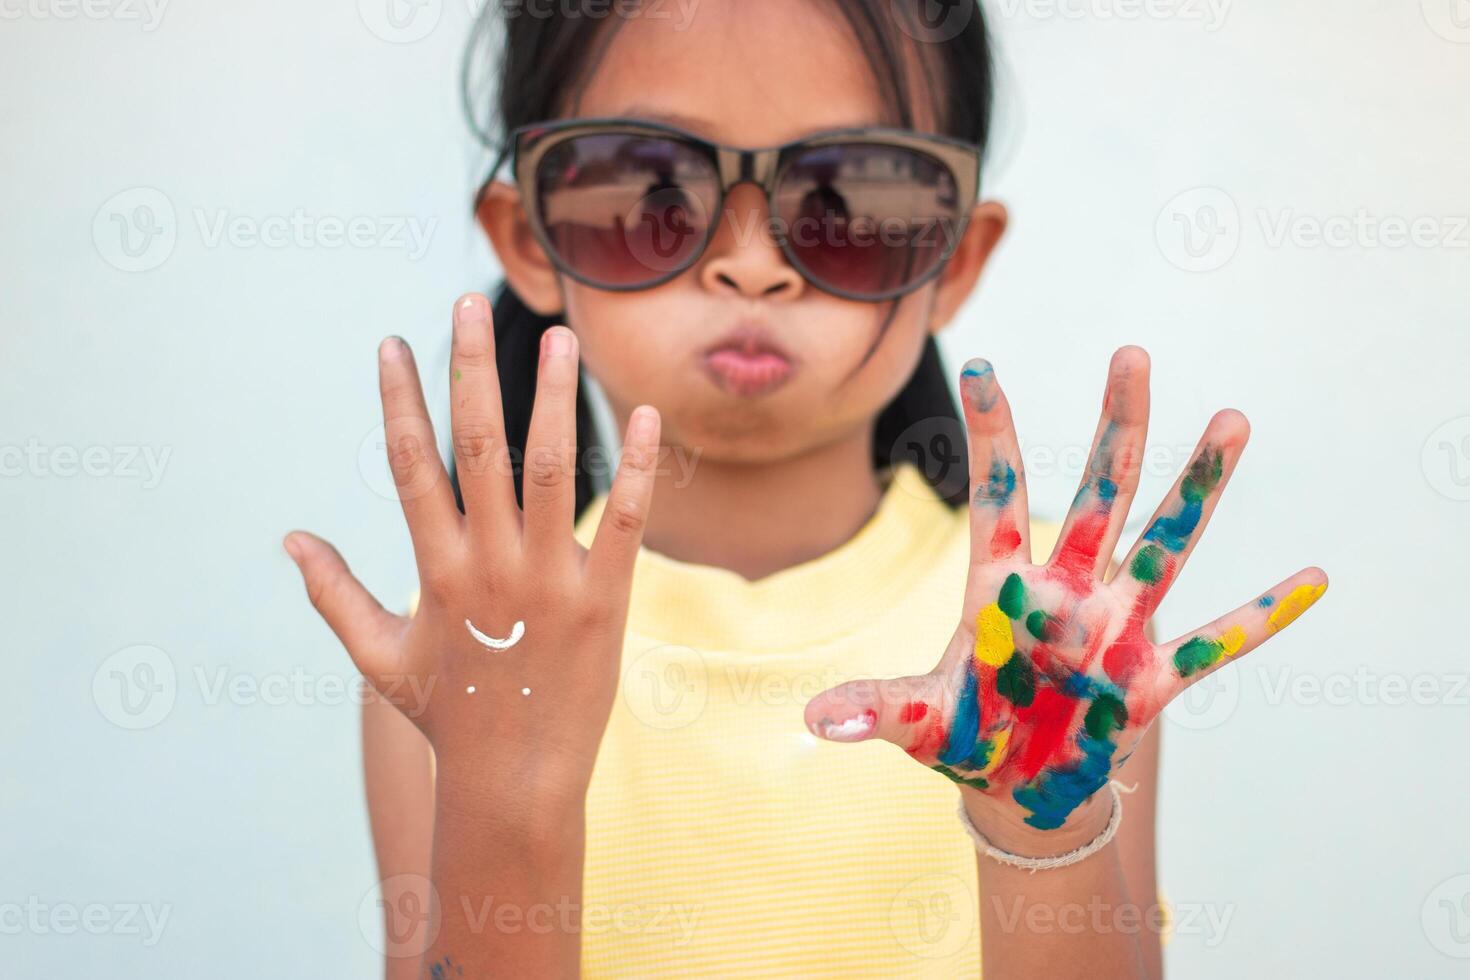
[284,293,661,801]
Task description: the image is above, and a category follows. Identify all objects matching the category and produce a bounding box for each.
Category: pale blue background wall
[3,1,1468,976]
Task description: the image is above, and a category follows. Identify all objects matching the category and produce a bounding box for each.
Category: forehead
[566,0,937,146]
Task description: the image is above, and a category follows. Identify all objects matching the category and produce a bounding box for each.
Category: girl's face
[483,0,1006,464]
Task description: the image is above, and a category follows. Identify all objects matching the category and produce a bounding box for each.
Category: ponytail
[447,282,604,522]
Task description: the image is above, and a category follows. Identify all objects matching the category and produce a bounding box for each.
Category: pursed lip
[699,323,796,397]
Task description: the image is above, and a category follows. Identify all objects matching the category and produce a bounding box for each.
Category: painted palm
[806,348,1326,830]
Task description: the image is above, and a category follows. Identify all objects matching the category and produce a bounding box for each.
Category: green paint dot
[1173,636,1223,678]
[996,654,1035,708]
[1130,544,1168,585]
[998,573,1026,620]
[1084,692,1129,740]
[1026,610,1050,641]
[452,368,462,382]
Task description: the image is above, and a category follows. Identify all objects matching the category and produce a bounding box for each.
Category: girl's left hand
[804,346,1327,834]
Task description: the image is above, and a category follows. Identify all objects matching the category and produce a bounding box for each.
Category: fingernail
[960,359,999,411]
[812,711,876,742]
[282,534,302,561]
[380,336,407,360]
[454,293,487,325]
[632,407,657,439]
[544,328,572,357]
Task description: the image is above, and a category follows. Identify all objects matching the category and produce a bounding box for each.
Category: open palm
[806,347,1326,831]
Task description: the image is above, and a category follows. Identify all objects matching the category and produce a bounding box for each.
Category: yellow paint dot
[974,603,1015,667]
[1218,625,1247,657]
[1267,583,1327,633]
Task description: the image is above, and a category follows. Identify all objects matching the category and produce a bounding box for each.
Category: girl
[283,1,1326,976]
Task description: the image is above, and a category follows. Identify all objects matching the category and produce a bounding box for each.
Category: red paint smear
[1052,510,1109,593]
[898,701,928,724]
[1011,685,1082,782]
[990,515,1022,559]
[905,717,948,759]
[1100,581,1161,684]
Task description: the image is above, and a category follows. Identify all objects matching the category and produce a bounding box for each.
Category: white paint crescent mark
[465,618,525,651]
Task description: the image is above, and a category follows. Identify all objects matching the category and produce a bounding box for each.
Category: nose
[698,184,804,300]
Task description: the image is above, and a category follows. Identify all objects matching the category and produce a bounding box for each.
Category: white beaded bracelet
[957,782,1128,873]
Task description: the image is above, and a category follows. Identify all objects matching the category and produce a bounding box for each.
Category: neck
[639,429,887,582]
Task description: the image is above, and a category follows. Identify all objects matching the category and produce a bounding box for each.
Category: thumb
[284,530,400,683]
[804,675,935,749]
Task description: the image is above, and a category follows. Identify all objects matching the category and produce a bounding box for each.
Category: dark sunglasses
[485,118,982,302]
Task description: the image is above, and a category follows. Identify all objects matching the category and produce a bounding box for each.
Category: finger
[449,293,519,540]
[960,358,1030,565]
[805,672,1012,787]
[379,337,458,566]
[585,406,661,594]
[284,531,402,683]
[1049,347,1151,586]
[805,675,930,748]
[521,325,580,554]
[1112,408,1250,622]
[1155,566,1328,700]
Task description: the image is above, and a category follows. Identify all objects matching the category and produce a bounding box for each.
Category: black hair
[457,0,995,517]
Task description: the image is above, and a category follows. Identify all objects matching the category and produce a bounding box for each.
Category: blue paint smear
[1013,732,1115,830]
[974,458,1016,508]
[1061,672,1094,699]
[939,667,981,767]
[1142,498,1202,553]
[1257,595,1275,608]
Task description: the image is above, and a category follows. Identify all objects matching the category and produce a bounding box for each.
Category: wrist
[960,788,1113,859]
[434,755,588,842]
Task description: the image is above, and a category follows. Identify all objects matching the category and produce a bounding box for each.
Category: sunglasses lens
[775,143,963,299]
[534,133,718,288]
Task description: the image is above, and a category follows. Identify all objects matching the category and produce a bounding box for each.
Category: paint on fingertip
[466,685,476,694]
[1266,583,1327,633]
[522,687,531,697]
[960,360,999,411]
[816,711,876,742]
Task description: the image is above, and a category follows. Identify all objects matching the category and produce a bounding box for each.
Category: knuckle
[453,421,500,472]
[605,496,647,536]
[525,445,571,491]
[386,431,430,485]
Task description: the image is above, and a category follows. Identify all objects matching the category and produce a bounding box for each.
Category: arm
[362,691,434,979]
[966,721,1161,980]
[288,294,661,977]
[808,347,1324,979]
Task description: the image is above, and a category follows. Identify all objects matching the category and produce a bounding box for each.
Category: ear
[476,181,564,316]
[927,200,1008,335]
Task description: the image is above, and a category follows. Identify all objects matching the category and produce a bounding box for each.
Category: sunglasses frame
[487,117,982,302]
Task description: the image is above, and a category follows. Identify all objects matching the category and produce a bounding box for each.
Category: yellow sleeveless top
[565,462,1061,978]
